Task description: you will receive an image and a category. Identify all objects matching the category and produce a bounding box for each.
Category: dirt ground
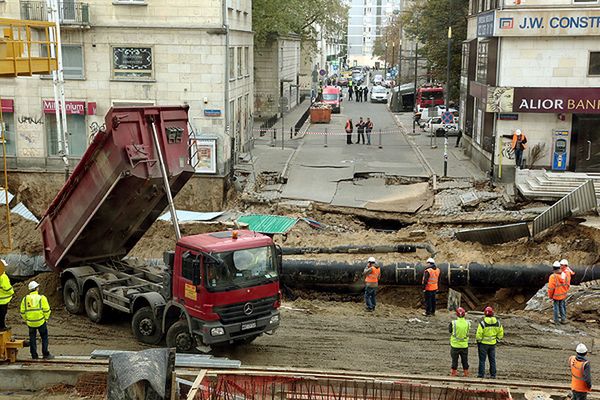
[3,187,600,391]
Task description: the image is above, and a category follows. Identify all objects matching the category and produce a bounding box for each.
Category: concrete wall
[0,0,253,177]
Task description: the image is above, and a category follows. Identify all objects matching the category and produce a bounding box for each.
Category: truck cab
[322,86,342,113]
[164,230,281,351]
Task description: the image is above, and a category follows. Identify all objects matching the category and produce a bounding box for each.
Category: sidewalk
[394,113,486,180]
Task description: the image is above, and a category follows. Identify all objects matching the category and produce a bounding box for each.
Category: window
[237,47,242,78]
[476,40,488,83]
[244,47,249,75]
[46,114,87,156]
[574,0,598,3]
[112,46,153,80]
[41,45,84,79]
[589,52,600,75]
[113,0,147,4]
[181,253,196,281]
[461,42,470,77]
[229,47,235,79]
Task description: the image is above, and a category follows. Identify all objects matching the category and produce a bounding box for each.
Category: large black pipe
[281,243,436,256]
[280,260,600,288]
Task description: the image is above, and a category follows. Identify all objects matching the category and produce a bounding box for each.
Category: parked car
[351,71,364,85]
[382,79,394,88]
[426,116,460,136]
[338,77,349,86]
[373,74,383,85]
[370,86,389,103]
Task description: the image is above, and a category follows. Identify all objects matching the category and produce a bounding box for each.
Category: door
[174,250,203,314]
[574,115,600,172]
[60,0,77,23]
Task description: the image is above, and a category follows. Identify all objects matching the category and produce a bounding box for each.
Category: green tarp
[237,214,298,234]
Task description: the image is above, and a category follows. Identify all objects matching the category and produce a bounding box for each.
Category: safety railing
[20,1,90,27]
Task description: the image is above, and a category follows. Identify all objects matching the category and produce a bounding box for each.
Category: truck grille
[214,296,276,324]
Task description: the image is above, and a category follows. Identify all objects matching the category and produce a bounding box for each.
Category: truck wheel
[166,320,195,353]
[132,306,163,345]
[84,287,105,323]
[63,279,84,314]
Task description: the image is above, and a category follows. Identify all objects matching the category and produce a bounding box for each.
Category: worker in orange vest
[548,262,569,325]
[511,129,527,169]
[569,343,592,400]
[363,256,380,312]
[345,118,354,145]
[422,258,439,316]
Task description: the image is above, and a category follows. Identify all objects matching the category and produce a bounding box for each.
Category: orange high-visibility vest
[548,273,568,300]
[424,268,439,291]
[365,266,380,284]
[569,356,591,393]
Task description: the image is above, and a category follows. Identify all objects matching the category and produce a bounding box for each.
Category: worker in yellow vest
[569,343,592,400]
[0,259,14,331]
[20,281,53,359]
[449,307,471,377]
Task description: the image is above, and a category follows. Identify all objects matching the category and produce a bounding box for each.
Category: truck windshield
[322,94,338,101]
[206,246,278,292]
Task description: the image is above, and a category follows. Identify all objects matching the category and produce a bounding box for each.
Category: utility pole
[446,26,452,107]
[412,41,418,135]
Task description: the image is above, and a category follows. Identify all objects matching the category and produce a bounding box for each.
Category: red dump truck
[39,106,281,352]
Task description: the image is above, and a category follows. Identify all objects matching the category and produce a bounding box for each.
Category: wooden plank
[170,371,178,400]
[186,369,207,400]
[463,287,481,304]
[459,291,476,310]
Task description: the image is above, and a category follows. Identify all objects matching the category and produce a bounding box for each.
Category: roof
[178,230,273,253]
[237,214,298,234]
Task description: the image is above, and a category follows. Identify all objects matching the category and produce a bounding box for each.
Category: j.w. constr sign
[489,9,600,36]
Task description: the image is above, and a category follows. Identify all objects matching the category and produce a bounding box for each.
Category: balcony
[20,1,90,27]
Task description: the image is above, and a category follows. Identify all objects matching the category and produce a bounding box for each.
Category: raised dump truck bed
[40,106,195,272]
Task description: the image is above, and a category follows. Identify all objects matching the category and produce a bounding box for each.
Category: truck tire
[84,287,105,323]
[132,306,163,345]
[166,320,195,353]
[63,278,84,314]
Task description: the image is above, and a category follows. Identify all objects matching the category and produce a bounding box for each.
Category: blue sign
[441,111,454,124]
[204,109,221,117]
[477,11,495,37]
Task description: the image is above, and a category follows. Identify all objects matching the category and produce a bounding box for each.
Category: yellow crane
[0,18,58,252]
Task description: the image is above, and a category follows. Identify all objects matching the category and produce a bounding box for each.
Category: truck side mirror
[275,245,283,274]
[192,258,201,286]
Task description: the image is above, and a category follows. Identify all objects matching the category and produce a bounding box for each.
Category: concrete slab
[282,166,353,203]
[365,182,431,213]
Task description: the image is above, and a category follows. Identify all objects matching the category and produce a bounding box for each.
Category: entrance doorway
[573,114,600,172]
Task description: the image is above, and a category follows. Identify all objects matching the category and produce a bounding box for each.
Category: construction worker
[569,343,592,400]
[511,129,527,169]
[422,258,439,316]
[548,262,568,325]
[561,258,575,288]
[20,281,53,359]
[449,307,471,377]
[363,256,380,312]
[0,259,14,331]
[476,306,504,379]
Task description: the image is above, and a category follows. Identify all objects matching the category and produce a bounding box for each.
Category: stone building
[254,35,301,120]
[461,0,600,182]
[0,0,253,192]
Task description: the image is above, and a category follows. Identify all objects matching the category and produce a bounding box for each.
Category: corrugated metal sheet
[158,210,224,222]
[455,223,530,245]
[237,214,298,234]
[0,188,13,205]
[11,202,39,223]
[532,180,597,236]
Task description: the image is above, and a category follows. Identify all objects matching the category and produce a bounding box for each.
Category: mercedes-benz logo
[243,303,254,316]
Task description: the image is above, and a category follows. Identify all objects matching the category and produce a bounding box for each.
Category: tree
[253,0,348,45]
[372,16,401,67]
[398,0,468,101]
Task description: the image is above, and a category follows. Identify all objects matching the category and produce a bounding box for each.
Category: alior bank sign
[485,87,600,114]
[479,10,600,37]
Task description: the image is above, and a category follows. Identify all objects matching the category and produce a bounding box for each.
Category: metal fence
[20,1,90,25]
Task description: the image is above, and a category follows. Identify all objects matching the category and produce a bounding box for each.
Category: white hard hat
[426,258,435,264]
[515,129,522,135]
[576,343,588,354]
[560,259,569,266]
[28,281,40,291]
[553,261,561,268]
[367,256,376,263]
[0,259,6,267]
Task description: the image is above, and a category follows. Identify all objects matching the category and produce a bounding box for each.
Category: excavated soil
[3,191,600,385]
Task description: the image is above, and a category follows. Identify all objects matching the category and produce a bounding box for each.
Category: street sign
[319,69,326,76]
[441,111,454,124]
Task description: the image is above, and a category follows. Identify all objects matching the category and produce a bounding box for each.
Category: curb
[393,114,436,178]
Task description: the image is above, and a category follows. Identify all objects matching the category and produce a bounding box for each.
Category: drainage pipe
[280,260,600,289]
[281,243,436,256]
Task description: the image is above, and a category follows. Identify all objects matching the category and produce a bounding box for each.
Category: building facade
[347,0,400,67]
[254,35,301,120]
[461,0,600,181]
[0,0,253,177]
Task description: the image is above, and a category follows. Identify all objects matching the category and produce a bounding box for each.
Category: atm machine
[552,130,569,171]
